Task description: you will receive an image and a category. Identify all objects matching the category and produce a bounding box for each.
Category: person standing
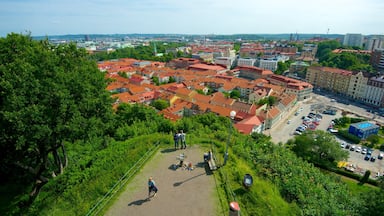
[173,132,179,150]
[180,130,187,149]
[148,177,158,199]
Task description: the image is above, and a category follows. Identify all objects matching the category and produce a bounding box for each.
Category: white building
[237,58,256,67]
[347,72,368,101]
[259,59,278,71]
[365,37,383,51]
[214,57,235,69]
[343,33,364,48]
[363,76,384,107]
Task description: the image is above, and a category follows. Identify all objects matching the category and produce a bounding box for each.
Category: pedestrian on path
[173,132,180,150]
[148,177,158,199]
[180,130,187,149]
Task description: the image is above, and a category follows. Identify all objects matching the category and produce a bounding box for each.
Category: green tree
[288,130,349,167]
[367,134,379,146]
[0,33,113,200]
[275,61,291,75]
[230,89,241,99]
[151,76,160,85]
[151,99,169,110]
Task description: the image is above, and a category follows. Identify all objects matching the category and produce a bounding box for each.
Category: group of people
[173,130,187,150]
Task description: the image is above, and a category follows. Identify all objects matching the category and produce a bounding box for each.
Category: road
[267,92,384,179]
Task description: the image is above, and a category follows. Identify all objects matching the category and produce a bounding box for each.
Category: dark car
[367,149,373,155]
[364,154,371,161]
[345,144,351,149]
[370,156,376,162]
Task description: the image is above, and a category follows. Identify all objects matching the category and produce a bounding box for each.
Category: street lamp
[224,110,236,166]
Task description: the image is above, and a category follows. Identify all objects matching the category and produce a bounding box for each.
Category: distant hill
[32,33,345,42]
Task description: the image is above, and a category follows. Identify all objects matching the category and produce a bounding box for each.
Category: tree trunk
[61,142,68,168]
[53,147,64,174]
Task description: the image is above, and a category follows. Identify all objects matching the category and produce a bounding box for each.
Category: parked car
[294,130,302,135]
[345,144,351,149]
[361,148,367,154]
[350,145,356,151]
[367,149,373,155]
[355,146,362,153]
[364,154,371,161]
[378,152,383,160]
[340,142,346,148]
[370,156,376,162]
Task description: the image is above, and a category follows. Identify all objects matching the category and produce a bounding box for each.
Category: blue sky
[1,0,383,36]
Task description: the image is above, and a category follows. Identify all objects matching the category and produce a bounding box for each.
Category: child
[148,177,158,199]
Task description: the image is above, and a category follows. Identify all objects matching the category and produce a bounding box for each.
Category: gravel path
[105,145,218,216]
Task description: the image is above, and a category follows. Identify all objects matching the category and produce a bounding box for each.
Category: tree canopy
[0,33,113,200]
[316,40,373,72]
[287,130,349,167]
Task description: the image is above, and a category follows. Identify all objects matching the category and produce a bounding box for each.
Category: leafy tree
[366,134,379,145]
[230,90,241,99]
[151,99,169,110]
[233,42,241,52]
[250,142,362,215]
[151,76,160,85]
[0,33,113,200]
[275,60,291,75]
[288,130,349,167]
[168,76,176,83]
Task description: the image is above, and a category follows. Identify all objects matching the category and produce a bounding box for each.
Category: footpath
[104,145,218,216]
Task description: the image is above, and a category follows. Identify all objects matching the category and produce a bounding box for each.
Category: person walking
[148,177,158,199]
[173,132,179,150]
[180,130,187,149]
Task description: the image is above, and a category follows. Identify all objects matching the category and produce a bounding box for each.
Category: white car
[355,146,362,153]
[340,142,346,148]
[361,148,367,154]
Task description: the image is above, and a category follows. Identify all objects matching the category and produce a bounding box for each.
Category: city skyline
[1,0,383,37]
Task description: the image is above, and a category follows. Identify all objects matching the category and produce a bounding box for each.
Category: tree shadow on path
[128,198,150,206]
[173,172,205,187]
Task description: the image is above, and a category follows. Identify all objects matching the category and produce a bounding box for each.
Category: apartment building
[214,57,235,69]
[363,76,384,107]
[237,66,274,80]
[370,48,384,72]
[343,33,364,48]
[258,59,278,71]
[237,58,256,67]
[268,74,313,100]
[275,45,297,54]
[346,72,368,100]
[306,66,352,94]
[365,37,383,51]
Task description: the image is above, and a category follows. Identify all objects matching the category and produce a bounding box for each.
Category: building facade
[346,72,368,100]
[363,76,384,107]
[306,66,352,94]
[237,58,256,67]
[343,33,363,48]
[370,48,384,72]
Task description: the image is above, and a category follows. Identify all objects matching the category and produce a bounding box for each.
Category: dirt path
[105,145,218,216]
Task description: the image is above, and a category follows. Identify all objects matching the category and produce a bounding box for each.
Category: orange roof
[188,63,226,72]
[238,115,262,126]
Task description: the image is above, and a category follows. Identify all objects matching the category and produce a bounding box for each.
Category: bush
[360,170,371,185]
[338,130,361,143]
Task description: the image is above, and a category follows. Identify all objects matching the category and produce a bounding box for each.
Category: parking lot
[268,93,384,178]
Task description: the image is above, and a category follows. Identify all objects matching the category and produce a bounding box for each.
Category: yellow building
[347,71,368,100]
[306,66,352,94]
